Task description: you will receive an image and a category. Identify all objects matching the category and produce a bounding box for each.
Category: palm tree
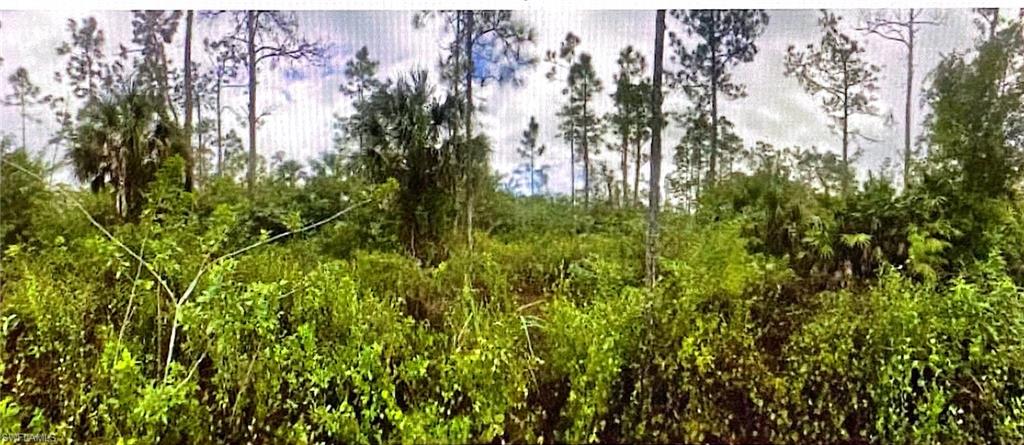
[68,82,184,218]
[346,71,476,261]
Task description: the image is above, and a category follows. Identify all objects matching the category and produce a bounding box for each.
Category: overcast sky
[0,9,1001,194]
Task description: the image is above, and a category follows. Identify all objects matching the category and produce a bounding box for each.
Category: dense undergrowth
[1,19,1022,443]
[4,156,1024,445]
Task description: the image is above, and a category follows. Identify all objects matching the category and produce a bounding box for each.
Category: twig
[174,351,207,388]
[116,236,149,349]
[1,157,370,382]
[1,159,176,299]
[516,299,545,313]
[231,341,262,421]
[163,198,371,378]
[217,198,370,262]
[520,315,540,386]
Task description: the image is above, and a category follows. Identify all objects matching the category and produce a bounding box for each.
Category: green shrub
[6,182,1024,444]
[781,257,1024,444]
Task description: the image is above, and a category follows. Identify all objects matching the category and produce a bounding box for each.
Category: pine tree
[669,9,769,184]
[199,32,241,176]
[55,17,116,101]
[516,116,547,195]
[646,9,666,287]
[206,11,326,193]
[414,10,537,250]
[127,10,183,123]
[546,32,582,205]
[340,46,382,158]
[558,52,603,207]
[3,68,44,150]
[858,9,941,189]
[183,10,195,190]
[609,46,651,207]
[785,10,880,192]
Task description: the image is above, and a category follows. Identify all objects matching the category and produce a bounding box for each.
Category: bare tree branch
[1,158,175,299]
[163,197,371,378]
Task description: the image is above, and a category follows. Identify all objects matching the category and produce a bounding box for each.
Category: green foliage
[6,181,1024,443]
[556,47,604,206]
[1,147,51,248]
[69,81,186,219]
[924,22,1024,198]
[782,259,1024,444]
[345,71,467,262]
[5,12,1024,445]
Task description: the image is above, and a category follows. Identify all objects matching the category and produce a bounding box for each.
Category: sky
[0,8,1003,195]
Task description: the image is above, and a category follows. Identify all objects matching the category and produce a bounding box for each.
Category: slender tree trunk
[216,74,223,176]
[464,10,476,251]
[621,132,629,207]
[582,82,590,207]
[903,23,914,190]
[633,137,641,206]
[246,10,257,193]
[357,88,365,156]
[708,11,720,184]
[464,11,475,140]
[842,110,849,191]
[183,10,194,191]
[842,74,850,194]
[646,9,666,287]
[606,173,613,203]
[197,89,203,187]
[530,148,535,196]
[570,126,576,206]
[695,144,702,202]
[709,79,720,184]
[20,102,27,150]
[448,12,465,244]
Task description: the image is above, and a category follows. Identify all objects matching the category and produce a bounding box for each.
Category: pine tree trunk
[621,132,629,207]
[357,88,365,156]
[646,9,666,287]
[842,73,850,194]
[903,24,914,190]
[464,10,476,251]
[197,89,203,187]
[216,68,224,176]
[464,11,475,139]
[183,10,194,191]
[20,102,26,150]
[530,148,535,196]
[633,137,641,206]
[606,174,613,203]
[708,11,720,184]
[582,82,590,207]
[246,10,257,193]
[570,123,576,206]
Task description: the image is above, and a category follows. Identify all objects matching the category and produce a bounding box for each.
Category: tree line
[2,8,1022,275]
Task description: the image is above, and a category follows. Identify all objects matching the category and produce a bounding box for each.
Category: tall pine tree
[609,46,651,207]
[559,52,603,207]
[669,9,769,184]
[785,10,880,192]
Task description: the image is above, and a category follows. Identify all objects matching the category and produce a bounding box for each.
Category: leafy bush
[780,257,1024,444]
[6,147,1024,444]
